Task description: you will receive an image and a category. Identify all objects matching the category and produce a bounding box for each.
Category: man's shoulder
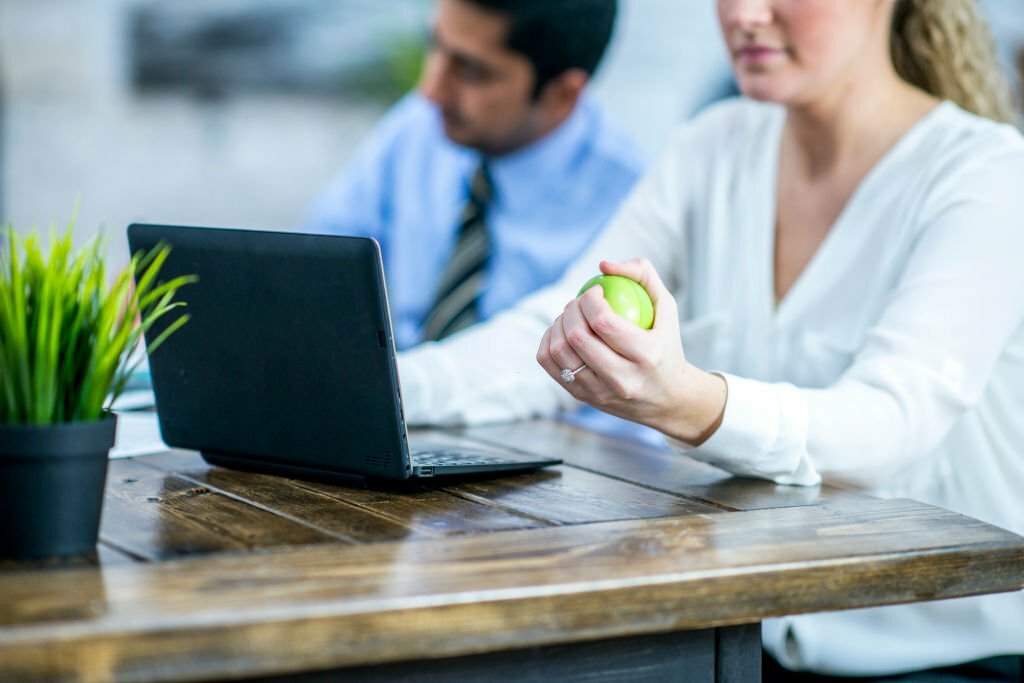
[579,98,647,178]
[368,93,445,151]
[384,92,437,123]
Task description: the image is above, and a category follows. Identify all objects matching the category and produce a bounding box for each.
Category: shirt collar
[453,95,596,214]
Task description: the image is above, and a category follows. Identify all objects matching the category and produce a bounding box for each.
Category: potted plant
[0,221,195,560]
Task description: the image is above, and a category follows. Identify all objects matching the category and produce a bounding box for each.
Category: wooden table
[1,419,1022,682]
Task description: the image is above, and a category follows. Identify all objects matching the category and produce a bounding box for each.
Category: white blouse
[398,98,1024,675]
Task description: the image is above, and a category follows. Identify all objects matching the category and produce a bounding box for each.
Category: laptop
[126,224,561,483]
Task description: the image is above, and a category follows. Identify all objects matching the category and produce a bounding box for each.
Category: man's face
[419,0,548,156]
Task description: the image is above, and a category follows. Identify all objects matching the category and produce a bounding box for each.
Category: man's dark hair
[465,0,618,98]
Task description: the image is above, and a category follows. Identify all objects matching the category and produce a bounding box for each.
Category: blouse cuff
[666,372,821,486]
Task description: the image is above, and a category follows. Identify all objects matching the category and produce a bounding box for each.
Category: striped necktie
[421,164,493,342]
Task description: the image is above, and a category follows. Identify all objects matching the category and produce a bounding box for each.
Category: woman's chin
[735,79,798,105]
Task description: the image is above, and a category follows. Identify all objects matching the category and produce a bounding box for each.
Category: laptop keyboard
[410,450,518,467]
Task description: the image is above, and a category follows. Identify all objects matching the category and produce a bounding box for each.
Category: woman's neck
[783,70,939,179]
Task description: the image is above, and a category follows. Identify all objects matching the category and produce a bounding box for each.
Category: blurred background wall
[0,0,1020,268]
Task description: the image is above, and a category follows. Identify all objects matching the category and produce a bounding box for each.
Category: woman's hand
[536,258,727,446]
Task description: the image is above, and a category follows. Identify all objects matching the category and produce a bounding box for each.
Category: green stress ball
[578,275,654,330]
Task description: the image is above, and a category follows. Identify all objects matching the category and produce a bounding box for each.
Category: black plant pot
[0,415,117,560]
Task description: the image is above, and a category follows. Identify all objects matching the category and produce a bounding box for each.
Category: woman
[398,0,1024,678]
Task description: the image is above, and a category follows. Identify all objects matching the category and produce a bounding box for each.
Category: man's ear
[536,68,589,119]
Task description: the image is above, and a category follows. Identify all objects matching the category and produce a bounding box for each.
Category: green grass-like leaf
[0,220,196,424]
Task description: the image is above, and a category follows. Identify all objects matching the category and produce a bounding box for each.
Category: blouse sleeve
[671,141,1024,488]
[398,122,701,426]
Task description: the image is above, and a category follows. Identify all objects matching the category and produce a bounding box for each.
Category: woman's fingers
[576,285,650,362]
[560,294,632,384]
[538,260,685,408]
[536,311,588,388]
[598,258,679,332]
[536,324,558,378]
[534,260,693,429]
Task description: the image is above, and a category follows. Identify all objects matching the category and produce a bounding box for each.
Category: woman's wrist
[653,364,728,446]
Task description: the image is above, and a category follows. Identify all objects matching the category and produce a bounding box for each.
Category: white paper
[110,412,168,459]
[109,388,156,411]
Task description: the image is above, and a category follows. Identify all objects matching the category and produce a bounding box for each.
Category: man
[302,0,643,350]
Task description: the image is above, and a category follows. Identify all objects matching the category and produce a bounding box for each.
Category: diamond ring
[560,364,588,384]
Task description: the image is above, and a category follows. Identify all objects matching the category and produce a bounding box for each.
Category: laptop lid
[128,224,562,482]
[127,224,413,480]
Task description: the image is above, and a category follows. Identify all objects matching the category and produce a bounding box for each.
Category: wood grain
[1,419,1021,682]
[441,464,719,523]
[138,451,445,541]
[454,419,852,510]
[291,473,555,537]
[100,459,343,560]
[0,496,1020,681]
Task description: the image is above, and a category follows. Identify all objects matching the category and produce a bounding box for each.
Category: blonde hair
[891,0,1018,124]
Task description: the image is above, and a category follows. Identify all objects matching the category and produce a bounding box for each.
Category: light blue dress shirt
[302,93,645,349]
